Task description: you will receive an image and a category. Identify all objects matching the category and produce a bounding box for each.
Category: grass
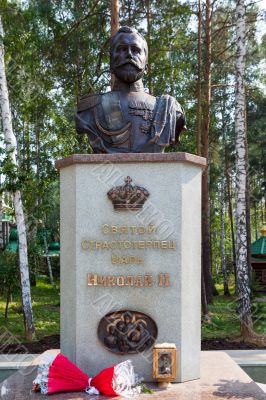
[0,276,60,343]
[1,274,266,344]
[202,277,266,339]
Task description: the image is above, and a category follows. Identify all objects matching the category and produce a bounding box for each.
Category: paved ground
[1,351,266,399]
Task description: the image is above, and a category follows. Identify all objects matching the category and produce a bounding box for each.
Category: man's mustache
[115,60,142,70]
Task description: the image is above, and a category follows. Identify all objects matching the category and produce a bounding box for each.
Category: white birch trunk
[0,15,35,340]
[235,0,252,332]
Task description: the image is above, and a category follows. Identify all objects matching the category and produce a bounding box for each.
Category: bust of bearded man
[76,26,186,153]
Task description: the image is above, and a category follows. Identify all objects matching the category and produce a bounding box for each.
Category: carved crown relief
[107,176,149,211]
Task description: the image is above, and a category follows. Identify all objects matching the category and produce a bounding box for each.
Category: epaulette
[77,94,101,112]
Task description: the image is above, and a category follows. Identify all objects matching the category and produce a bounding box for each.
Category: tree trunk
[14,191,35,340]
[225,165,237,292]
[220,95,230,296]
[74,0,83,103]
[0,15,35,340]
[196,0,202,156]
[201,271,208,318]
[261,199,265,226]
[245,117,252,281]
[0,175,3,249]
[254,200,258,240]
[246,164,252,280]
[201,0,213,304]
[235,0,253,336]
[111,0,120,37]
[44,235,55,288]
[74,0,88,152]
[146,0,153,95]
[221,168,230,295]
[76,41,82,104]
[4,283,11,322]
[197,0,209,314]
[111,0,119,88]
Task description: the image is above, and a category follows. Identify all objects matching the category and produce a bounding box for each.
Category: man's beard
[113,62,145,84]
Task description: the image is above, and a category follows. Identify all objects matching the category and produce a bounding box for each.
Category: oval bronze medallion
[98,310,158,355]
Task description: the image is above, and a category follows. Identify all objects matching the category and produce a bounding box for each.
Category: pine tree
[201,0,213,304]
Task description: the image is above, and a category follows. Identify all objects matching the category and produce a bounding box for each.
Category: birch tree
[0,15,35,340]
[234,0,253,340]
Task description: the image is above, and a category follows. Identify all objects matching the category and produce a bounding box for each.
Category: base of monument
[1,350,265,399]
[58,153,204,382]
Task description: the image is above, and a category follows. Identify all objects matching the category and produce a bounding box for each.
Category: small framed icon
[153,343,177,382]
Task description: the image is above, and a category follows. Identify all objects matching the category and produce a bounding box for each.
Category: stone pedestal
[56,153,206,382]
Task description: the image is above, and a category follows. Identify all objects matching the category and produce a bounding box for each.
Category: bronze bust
[76,26,186,153]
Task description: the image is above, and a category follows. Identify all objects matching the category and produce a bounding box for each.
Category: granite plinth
[58,152,204,382]
[55,152,207,170]
[0,351,265,399]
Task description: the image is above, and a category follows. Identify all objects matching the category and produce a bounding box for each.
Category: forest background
[0,0,265,344]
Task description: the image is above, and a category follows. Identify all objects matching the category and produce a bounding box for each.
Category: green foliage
[250,271,264,298]
[0,1,265,330]
[0,251,20,321]
[0,276,60,342]
[247,89,266,238]
[0,0,199,241]
[0,251,19,294]
[202,277,266,338]
[251,300,266,335]
[202,279,240,339]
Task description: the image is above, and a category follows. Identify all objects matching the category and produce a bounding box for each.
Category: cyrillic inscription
[81,239,176,250]
[87,273,169,287]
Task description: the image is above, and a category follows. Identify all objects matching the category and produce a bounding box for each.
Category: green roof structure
[251,226,266,258]
[40,241,60,257]
[46,241,60,257]
[4,227,60,257]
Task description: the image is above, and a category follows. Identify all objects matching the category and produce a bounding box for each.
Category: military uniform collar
[112,78,144,93]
